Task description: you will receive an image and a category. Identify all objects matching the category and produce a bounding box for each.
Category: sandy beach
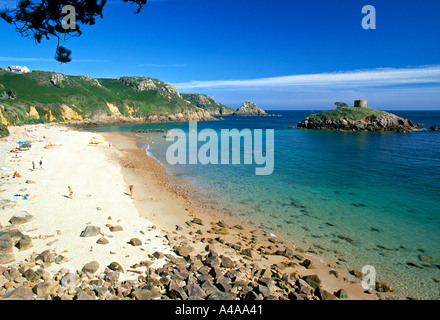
[0,123,384,300]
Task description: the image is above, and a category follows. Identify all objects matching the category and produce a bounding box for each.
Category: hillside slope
[0,70,218,127]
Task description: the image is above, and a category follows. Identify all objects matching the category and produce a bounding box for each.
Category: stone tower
[354,99,367,108]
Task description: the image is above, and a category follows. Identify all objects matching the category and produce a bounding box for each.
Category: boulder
[108,261,124,273]
[187,282,207,299]
[82,261,99,274]
[36,250,56,263]
[258,284,271,297]
[61,273,78,289]
[220,256,236,268]
[334,289,349,299]
[208,292,235,300]
[302,274,321,289]
[109,225,123,232]
[132,289,152,300]
[15,235,33,251]
[80,226,101,237]
[9,211,34,225]
[0,286,34,300]
[168,280,188,300]
[316,287,338,300]
[192,218,203,226]
[0,233,13,253]
[129,238,142,246]
[97,237,109,245]
[201,279,220,296]
[75,290,96,300]
[32,280,60,297]
[152,251,165,259]
[0,253,14,264]
[23,269,40,281]
[176,246,191,258]
[301,259,314,269]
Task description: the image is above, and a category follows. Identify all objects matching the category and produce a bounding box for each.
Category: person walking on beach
[129,185,134,199]
[68,186,73,199]
[39,159,43,169]
[32,161,35,170]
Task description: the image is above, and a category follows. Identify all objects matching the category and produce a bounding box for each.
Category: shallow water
[92,110,440,299]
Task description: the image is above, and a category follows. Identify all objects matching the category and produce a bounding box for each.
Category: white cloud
[173,65,440,90]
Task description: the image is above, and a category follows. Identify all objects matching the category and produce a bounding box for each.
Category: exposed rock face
[118,76,180,98]
[297,107,418,132]
[50,73,67,87]
[233,101,267,116]
[181,93,235,115]
[79,76,102,87]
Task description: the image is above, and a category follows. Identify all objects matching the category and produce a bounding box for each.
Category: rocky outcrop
[297,107,419,132]
[181,93,235,116]
[79,76,101,87]
[50,73,67,88]
[233,101,268,116]
[145,108,215,123]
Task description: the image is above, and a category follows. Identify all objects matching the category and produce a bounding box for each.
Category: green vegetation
[308,106,391,122]
[334,101,348,108]
[181,93,234,114]
[0,70,213,126]
[0,123,9,138]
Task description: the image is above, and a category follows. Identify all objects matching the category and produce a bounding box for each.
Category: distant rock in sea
[233,101,268,116]
[296,101,419,132]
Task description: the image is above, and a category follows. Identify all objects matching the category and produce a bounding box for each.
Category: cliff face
[297,107,418,132]
[0,70,215,126]
[181,93,235,115]
[233,101,267,116]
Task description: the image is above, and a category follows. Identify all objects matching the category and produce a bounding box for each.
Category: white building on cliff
[8,65,31,73]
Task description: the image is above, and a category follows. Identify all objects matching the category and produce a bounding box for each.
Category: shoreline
[0,123,381,300]
[98,130,382,300]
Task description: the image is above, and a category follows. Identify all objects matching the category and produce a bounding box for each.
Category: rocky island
[232,101,269,116]
[296,100,419,132]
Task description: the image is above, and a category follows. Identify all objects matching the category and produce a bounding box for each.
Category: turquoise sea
[92,110,440,299]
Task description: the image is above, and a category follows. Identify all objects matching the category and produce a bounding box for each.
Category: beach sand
[0,123,382,300]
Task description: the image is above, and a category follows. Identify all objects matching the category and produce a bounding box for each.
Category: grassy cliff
[307,106,390,122]
[297,106,418,132]
[0,70,226,126]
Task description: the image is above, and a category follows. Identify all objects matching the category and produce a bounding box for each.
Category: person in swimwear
[129,185,134,199]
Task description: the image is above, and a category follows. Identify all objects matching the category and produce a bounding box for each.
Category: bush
[0,124,9,138]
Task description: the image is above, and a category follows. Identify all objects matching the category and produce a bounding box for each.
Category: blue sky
[1,0,440,110]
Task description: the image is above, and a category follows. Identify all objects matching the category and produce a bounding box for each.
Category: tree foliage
[334,101,348,108]
[0,0,148,63]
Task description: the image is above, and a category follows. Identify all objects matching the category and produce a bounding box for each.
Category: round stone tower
[354,99,367,108]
